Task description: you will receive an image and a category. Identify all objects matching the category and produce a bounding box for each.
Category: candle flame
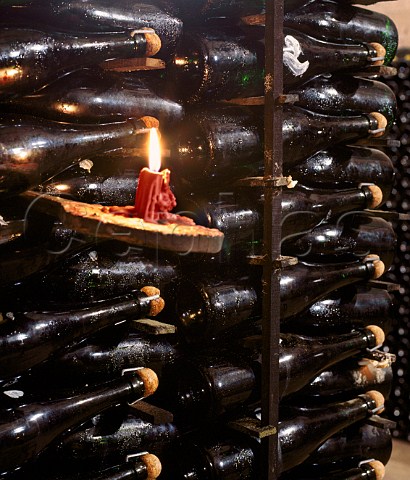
[148,128,161,172]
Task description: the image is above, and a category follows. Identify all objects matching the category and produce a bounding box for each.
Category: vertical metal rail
[261,1,284,479]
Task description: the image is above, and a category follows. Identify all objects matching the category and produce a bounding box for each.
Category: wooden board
[22,191,224,254]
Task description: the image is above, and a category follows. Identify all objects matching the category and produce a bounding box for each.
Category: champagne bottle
[0,28,161,97]
[178,184,384,256]
[0,243,180,308]
[284,285,394,334]
[167,27,385,102]
[284,461,386,480]
[3,68,184,124]
[278,391,385,472]
[0,369,159,475]
[292,358,393,402]
[167,391,385,477]
[283,1,398,63]
[292,76,397,128]
[304,421,392,472]
[293,146,395,202]
[0,114,155,195]
[0,287,164,379]
[282,213,397,268]
[25,455,163,480]
[30,327,181,388]
[176,256,385,341]
[40,173,139,206]
[53,415,181,468]
[0,0,182,59]
[167,105,390,185]
[156,325,384,419]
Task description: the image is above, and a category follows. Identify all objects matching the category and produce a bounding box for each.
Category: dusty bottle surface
[0,115,154,195]
[0,369,159,475]
[3,68,184,125]
[0,287,164,378]
[0,28,161,96]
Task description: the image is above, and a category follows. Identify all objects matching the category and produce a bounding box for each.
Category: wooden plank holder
[228,417,277,440]
[366,415,397,430]
[129,400,174,424]
[132,319,176,335]
[366,280,401,291]
[20,191,225,254]
[224,93,299,106]
[101,57,166,72]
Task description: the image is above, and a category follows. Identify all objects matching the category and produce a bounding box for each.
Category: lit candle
[134,128,176,223]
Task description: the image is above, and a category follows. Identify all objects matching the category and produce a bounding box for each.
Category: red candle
[134,128,176,223]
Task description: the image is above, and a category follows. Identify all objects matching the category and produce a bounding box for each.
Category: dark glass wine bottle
[0,242,180,308]
[177,184,384,259]
[0,369,159,475]
[53,415,181,468]
[31,455,163,480]
[31,327,181,388]
[0,287,164,379]
[156,325,384,419]
[292,75,397,128]
[282,213,397,268]
[39,172,139,206]
[292,357,393,402]
[0,28,161,97]
[284,460,385,480]
[167,27,385,102]
[166,391,385,477]
[176,256,385,341]
[166,105,390,186]
[304,421,392,472]
[283,1,398,63]
[293,146,395,201]
[285,284,394,334]
[0,0,182,59]
[0,114,155,195]
[3,68,184,124]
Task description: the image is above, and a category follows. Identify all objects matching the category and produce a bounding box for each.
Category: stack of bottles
[0,0,401,479]
[381,51,410,441]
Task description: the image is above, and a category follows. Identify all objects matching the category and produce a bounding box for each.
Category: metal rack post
[261,1,284,479]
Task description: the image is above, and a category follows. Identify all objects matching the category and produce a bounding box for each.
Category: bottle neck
[57,417,180,465]
[284,2,398,64]
[0,291,154,379]
[279,393,381,471]
[0,374,149,474]
[297,286,394,334]
[276,328,378,396]
[0,116,144,194]
[281,185,377,241]
[283,30,380,88]
[35,332,180,388]
[301,360,393,401]
[282,214,396,266]
[293,76,397,128]
[280,259,377,319]
[313,420,393,467]
[292,146,394,201]
[283,107,379,167]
